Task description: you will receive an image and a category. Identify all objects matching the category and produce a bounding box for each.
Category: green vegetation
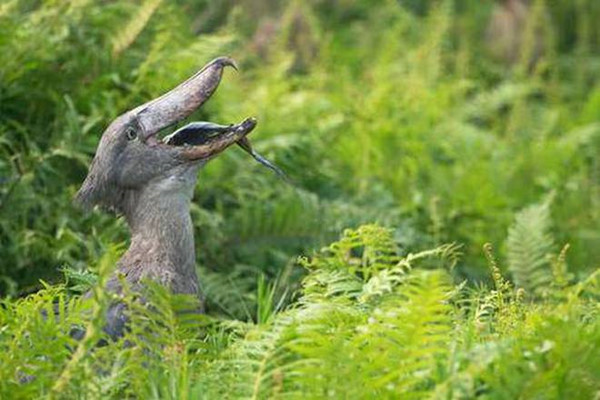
[1,0,599,398]
[2,225,599,398]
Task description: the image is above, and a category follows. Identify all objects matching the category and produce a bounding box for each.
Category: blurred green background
[1,0,599,310]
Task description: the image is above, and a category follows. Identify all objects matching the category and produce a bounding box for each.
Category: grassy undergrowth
[1,225,598,399]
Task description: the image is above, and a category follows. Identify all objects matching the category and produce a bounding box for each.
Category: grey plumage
[77,57,257,338]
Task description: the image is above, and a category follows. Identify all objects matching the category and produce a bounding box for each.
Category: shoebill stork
[76,57,277,337]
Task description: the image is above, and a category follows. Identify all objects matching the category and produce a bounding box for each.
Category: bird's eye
[125,126,138,141]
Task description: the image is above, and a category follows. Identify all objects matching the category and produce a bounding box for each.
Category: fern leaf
[111,0,164,58]
[506,199,555,296]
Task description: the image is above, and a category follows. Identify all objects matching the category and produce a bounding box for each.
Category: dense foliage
[1,0,600,398]
[1,225,599,398]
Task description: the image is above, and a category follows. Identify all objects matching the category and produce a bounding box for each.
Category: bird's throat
[113,186,200,296]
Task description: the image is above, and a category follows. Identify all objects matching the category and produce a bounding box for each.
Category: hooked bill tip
[212,56,239,72]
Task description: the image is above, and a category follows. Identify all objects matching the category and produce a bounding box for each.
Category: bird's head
[76,57,256,214]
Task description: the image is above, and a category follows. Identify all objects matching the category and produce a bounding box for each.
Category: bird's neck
[117,186,199,295]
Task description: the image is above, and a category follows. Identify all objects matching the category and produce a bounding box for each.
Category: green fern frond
[111,0,164,57]
[550,243,574,290]
[0,0,17,17]
[200,265,258,320]
[506,199,555,296]
[354,270,454,396]
[303,224,400,281]
[190,227,459,398]
[300,225,461,305]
